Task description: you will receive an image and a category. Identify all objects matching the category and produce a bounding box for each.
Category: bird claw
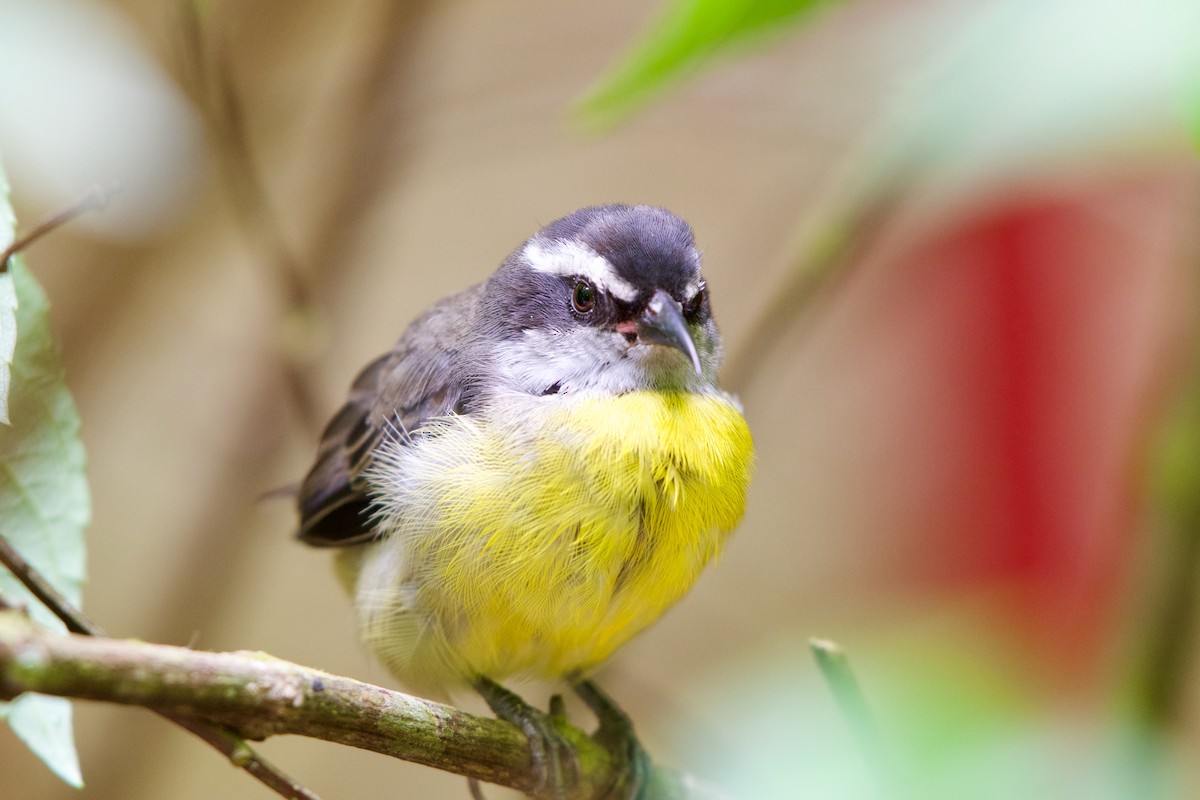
[573,679,651,800]
[475,678,580,799]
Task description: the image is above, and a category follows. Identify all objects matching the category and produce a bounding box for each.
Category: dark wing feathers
[296,290,479,547]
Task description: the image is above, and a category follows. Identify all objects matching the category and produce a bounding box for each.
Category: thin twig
[0,611,720,799]
[0,185,119,273]
[173,1,435,436]
[300,0,435,283]
[0,534,322,800]
[176,0,309,310]
[0,535,98,635]
[725,188,902,394]
[175,0,322,432]
[156,711,322,800]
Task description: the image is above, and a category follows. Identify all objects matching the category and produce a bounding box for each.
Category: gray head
[482,204,721,396]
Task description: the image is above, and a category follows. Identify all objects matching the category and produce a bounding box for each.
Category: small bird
[297,204,753,796]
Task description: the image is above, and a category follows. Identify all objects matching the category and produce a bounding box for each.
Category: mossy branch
[0,611,725,799]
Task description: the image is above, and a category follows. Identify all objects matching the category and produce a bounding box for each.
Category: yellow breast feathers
[359,389,753,689]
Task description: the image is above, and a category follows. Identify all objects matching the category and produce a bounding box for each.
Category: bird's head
[484,204,721,396]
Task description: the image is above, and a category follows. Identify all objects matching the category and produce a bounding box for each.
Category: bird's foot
[572,679,651,800]
[475,677,580,799]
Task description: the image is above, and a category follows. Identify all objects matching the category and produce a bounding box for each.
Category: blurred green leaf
[1152,383,1200,514]
[863,0,1200,202]
[1119,331,1200,780]
[690,622,1190,799]
[1186,78,1200,150]
[577,0,839,128]
[0,159,89,789]
[0,165,16,424]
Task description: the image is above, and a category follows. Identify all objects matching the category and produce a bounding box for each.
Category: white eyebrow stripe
[522,239,639,303]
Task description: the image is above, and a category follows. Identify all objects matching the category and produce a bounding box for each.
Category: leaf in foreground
[0,170,90,787]
[577,0,840,128]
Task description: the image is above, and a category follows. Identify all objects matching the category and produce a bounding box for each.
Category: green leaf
[0,164,17,424]
[861,0,1200,201]
[0,261,89,622]
[689,624,1190,799]
[0,159,89,788]
[1186,74,1200,150]
[577,0,839,128]
[6,695,83,788]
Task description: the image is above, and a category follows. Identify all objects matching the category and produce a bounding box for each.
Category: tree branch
[0,535,320,800]
[0,612,724,799]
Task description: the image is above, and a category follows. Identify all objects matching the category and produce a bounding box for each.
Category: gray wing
[296,288,480,547]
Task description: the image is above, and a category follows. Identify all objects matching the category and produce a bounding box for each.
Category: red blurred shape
[891,177,1192,674]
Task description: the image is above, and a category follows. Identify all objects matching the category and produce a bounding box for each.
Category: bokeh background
[2,0,1200,797]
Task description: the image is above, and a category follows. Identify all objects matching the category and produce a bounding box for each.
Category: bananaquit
[296,204,754,796]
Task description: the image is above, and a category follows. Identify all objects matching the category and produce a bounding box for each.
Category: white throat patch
[522,239,638,302]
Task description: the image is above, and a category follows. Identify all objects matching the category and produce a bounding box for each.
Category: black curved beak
[637,289,702,375]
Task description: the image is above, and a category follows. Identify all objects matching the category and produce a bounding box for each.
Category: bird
[296,204,754,797]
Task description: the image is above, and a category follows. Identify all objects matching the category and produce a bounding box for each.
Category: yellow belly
[354,389,753,693]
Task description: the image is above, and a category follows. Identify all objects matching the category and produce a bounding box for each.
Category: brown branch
[173,1,435,436]
[175,0,311,311]
[175,0,323,432]
[0,611,723,799]
[300,0,435,285]
[0,534,99,636]
[0,534,321,800]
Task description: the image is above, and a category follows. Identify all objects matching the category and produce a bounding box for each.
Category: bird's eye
[572,281,595,313]
[684,285,706,318]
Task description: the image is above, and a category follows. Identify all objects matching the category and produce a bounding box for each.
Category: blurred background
[2,0,1200,797]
